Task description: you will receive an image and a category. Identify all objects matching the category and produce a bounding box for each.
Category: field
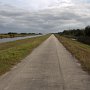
[0,34,50,75]
[55,34,90,73]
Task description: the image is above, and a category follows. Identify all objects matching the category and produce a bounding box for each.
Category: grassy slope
[0,34,50,75]
[55,34,90,73]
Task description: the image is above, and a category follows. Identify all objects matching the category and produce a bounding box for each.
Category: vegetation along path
[0,35,90,90]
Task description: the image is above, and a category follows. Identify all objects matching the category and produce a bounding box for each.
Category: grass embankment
[55,34,90,73]
[0,34,50,75]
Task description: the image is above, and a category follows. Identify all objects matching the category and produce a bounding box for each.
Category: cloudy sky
[0,0,90,33]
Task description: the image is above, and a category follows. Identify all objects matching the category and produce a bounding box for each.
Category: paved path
[0,35,90,90]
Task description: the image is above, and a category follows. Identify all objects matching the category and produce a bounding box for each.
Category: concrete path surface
[0,35,90,90]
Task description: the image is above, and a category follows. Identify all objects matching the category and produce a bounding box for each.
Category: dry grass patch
[55,34,90,73]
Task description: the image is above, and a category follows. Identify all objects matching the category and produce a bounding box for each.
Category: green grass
[0,34,50,75]
[55,34,90,73]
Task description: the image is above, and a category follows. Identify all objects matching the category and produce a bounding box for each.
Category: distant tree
[85,26,90,36]
[38,33,42,35]
[62,30,70,35]
[75,29,84,36]
[57,26,90,45]
[8,32,17,38]
[20,33,27,35]
[8,32,17,35]
[30,33,36,35]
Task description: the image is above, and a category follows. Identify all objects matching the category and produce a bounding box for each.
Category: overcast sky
[0,0,90,33]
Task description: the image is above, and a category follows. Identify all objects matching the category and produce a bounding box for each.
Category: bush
[77,36,90,45]
[85,26,90,36]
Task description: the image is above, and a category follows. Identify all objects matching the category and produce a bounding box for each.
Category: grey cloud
[0,2,90,33]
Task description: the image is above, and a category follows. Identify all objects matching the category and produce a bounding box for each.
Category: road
[0,35,90,90]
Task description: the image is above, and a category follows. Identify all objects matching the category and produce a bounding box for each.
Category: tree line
[58,26,90,45]
[0,32,42,39]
